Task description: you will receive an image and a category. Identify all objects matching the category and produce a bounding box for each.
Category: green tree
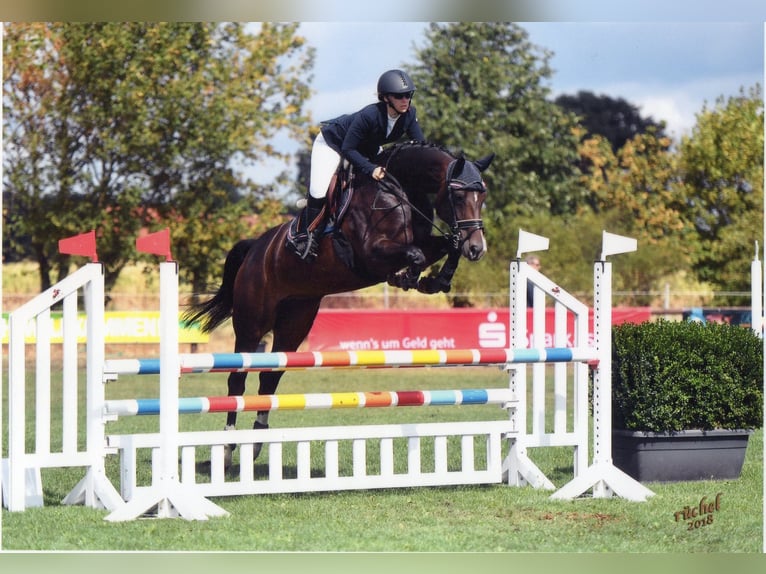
[402,22,584,304]
[677,85,764,301]
[408,23,583,221]
[575,128,700,305]
[555,90,667,152]
[3,22,314,293]
[583,129,688,245]
[4,23,77,288]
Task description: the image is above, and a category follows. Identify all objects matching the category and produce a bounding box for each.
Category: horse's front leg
[386,245,427,290]
[417,253,460,294]
[404,235,460,294]
[251,371,284,459]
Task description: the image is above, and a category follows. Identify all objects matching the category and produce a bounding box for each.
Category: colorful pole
[104,388,514,417]
[104,347,598,376]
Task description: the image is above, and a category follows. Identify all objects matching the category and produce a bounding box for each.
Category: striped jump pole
[103,347,599,376]
[104,388,515,417]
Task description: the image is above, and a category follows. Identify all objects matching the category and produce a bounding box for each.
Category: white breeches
[309,132,341,199]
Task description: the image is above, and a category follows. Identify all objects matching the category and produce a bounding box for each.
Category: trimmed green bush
[612,319,763,432]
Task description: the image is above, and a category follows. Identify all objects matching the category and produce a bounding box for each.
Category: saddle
[287,162,355,248]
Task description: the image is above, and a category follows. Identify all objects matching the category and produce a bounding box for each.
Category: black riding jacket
[320,101,424,176]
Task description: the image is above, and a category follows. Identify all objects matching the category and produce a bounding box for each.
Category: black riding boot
[287,195,325,261]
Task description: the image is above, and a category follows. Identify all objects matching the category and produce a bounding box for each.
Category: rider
[287,69,425,260]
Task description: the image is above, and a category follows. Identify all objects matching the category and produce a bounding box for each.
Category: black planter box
[612,429,753,483]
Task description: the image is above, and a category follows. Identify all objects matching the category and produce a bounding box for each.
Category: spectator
[525,255,541,308]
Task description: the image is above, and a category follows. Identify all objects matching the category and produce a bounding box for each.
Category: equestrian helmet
[377,69,416,96]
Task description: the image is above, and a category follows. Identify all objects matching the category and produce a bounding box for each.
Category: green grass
[2,365,763,552]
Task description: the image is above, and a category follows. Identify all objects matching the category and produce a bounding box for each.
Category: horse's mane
[378,140,461,161]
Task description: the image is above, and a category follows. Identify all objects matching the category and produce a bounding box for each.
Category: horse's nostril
[468,244,484,260]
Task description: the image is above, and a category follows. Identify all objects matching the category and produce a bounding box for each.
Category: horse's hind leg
[223,334,267,467]
[225,371,247,428]
[249,298,322,458]
[222,371,249,468]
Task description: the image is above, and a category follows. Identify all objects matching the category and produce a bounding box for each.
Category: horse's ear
[474,153,495,172]
[450,156,466,178]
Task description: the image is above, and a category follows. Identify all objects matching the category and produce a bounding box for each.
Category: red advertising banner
[306,308,651,351]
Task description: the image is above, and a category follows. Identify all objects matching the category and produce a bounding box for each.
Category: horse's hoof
[418,276,451,294]
[417,277,439,294]
[389,269,420,291]
[253,421,269,460]
[387,273,405,290]
[438,279,452,293]
[223,424,236,468]
[223,444,234,469]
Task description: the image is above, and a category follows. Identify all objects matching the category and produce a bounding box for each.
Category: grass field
[2,364,763,553]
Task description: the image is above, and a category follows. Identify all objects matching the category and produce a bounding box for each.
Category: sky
[301,21,762,138]
[252,21,763,188]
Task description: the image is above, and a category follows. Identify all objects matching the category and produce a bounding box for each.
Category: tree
[403,22,584,303]
[582,129,688,244]
[556,91,667,152]
[3,22,314,293]
[408,23,583,221]
[4,23,78,288]
[165,170,286,297]
[573,128,703,304]
[677,85,764,300]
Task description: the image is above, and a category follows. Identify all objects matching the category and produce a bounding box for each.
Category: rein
[378,147,485,253]
[374,172,467,251]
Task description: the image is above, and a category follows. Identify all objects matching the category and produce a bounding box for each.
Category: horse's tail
[183,238,257,333]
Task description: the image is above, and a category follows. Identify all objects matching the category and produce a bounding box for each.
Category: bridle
[443,158,486,251]
[376,146,486,252]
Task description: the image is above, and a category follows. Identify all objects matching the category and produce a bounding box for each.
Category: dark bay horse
[184,142,494,456]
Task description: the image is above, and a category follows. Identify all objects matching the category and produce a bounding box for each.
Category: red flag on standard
[136,228,173,261]
[58,230,98,262]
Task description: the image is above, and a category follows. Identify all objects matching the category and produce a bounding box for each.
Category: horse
[184,142,494,459]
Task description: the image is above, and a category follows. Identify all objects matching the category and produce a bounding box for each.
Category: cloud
[635,95,697,138]
[598,72,759,139]
[308,86,379,123]
[248,22,762,187]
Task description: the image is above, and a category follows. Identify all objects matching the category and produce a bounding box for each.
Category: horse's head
[439,152,494,261]
[378,143,494,262]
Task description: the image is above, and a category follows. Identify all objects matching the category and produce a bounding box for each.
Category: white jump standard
[1,229,653,522]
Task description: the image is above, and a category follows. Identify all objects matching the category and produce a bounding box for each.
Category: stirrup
[300,231,319,261]
[287,230,319,262]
